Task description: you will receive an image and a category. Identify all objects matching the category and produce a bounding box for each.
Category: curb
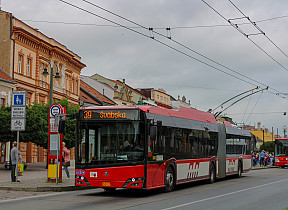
[251,166,278,170]
[0,185,90,192]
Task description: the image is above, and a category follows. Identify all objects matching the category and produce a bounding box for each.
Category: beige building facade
[0,10,86,106]
[138,88,172,109]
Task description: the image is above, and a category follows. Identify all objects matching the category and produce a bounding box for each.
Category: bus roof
[139,106,217,124]
[82,106,217,124]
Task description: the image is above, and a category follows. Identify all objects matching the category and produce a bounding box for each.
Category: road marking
[162,178,288,210]
[0,191,68,204]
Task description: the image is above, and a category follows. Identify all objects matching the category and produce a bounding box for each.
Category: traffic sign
[12,91,26,106]
[11,118,25,131]
[11,107,26,118]
[50,105,61,117]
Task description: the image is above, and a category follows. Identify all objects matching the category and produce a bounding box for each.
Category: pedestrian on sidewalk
[10,142,22,183]
[260,150,266,166]
[62,142,70,179]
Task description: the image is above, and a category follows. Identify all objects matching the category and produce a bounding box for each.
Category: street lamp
[262,127,265,150]
[283,125,287,138]
[43,60,61,170]
[42,60,61,107]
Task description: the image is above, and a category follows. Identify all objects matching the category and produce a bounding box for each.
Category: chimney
[257,122,261,131]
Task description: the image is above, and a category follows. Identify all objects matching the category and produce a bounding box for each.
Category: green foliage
[260,141,275,153]
[0,98,79,149]
[0,106,16,142]
[21,103,49,147]
[54,99,79,149]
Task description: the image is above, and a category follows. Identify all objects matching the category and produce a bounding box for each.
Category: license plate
[102,182,111,187]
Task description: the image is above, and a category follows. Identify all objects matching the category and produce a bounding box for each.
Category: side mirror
[58,119,66,133]
[150,126,157,141]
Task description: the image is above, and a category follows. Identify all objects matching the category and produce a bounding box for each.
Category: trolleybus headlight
[130,183,140,187]
[81,176,85,180]
[123,177,144,188]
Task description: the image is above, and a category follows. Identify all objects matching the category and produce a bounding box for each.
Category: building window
[26,97,30,105]
[18,54,23,74]
[0,98,5,106]
[27,58,31,77]
[72,79,74,93]
[75,80,78,94]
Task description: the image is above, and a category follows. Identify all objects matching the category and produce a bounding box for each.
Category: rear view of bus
[275,138,288,168]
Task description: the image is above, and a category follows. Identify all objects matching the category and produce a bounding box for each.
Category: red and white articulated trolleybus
[74,106,251,192]
[274,138,288,168]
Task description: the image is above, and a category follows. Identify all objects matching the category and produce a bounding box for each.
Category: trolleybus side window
[148,126,217,161]
[226,137,251,155]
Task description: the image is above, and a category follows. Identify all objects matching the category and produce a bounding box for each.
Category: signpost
[48,104,65,183]
[11,90,26,182]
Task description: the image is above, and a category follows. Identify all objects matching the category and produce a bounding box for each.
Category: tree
[21,103,49,147]
[0,106,16,142]
[260,141,275,153]
[0,99,79,149]
[54,99,79,149]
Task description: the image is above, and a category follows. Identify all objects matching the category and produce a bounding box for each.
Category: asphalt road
[1,168,288,210]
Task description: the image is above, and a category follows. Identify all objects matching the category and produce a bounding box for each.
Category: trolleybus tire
[164,166,175,192]
[208,163,216,184]
[237,161,242,178]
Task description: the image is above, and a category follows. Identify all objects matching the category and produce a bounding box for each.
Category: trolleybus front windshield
[275,139,288,156]
[77,121,145,165]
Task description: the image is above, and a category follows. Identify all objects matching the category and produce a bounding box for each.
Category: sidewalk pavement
[0,162,86,192]
[0,162,280,192]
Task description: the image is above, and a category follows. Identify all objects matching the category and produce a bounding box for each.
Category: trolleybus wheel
[237,161,242,178]
[164,166,175,192]
[209,163,216,184]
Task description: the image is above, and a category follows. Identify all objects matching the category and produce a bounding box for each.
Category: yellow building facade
[0,10,86,105]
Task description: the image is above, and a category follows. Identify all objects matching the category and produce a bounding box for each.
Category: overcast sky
[2,0,288,135]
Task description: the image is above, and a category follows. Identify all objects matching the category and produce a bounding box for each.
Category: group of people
[10,142,71,182]
[252,150,274,167]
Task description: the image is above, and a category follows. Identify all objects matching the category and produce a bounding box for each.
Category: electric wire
[126,80,245,91]
[202,0,288,72]
[245,91,263,122]
[59,0,288,102]
[59,0,257,87]
[21,14,288,29]
[241,88,253,123]
[80,0,286,99]
[228,0,288,58]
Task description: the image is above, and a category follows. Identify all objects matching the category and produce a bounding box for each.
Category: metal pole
[47,64,53,170]
[49,65,54,107]
[56,130,59,184]
[16,131,19,182]
[263,129,265,150]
